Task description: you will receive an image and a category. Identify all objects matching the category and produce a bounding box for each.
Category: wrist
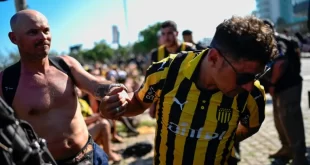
[108,83,128,92]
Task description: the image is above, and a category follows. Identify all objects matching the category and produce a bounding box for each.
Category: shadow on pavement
[128,157,153,165]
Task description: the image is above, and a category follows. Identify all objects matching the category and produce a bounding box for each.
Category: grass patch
[138,120,156,127]
[116,120,156,132]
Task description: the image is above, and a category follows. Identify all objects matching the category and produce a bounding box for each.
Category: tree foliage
[69,40,132,64]
[83,40,114,62]
[0,51,20,71]
[0,54,10,71]
[0,22,165,67]
[132,22,161,54]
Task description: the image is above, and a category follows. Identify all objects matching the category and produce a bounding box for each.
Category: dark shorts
[56,136,109,165]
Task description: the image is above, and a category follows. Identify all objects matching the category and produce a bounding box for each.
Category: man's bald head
[8,9,51,59]
[10,9,48,32]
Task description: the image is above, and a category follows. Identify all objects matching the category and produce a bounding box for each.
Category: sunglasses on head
[215,48,271,86]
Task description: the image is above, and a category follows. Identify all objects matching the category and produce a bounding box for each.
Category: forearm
[84,115,100,125]
[92,80,112,100]
[270,61,285,85]
[271,69,280,85]
[123,92,148,117]
[91,80,126,100]
[235,123,260,143]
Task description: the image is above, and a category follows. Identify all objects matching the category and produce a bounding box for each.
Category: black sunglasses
[216,48,271,86]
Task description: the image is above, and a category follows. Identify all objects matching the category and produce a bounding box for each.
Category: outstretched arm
[61,56,125,99]
[100,55,174,119]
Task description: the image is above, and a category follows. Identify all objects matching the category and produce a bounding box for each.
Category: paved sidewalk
[112,81,310,165]
[238,80,310,165]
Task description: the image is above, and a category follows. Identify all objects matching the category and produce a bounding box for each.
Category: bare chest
[13,70,76,116]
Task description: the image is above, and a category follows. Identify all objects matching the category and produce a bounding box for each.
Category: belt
[59,136,94,164]
[64,143,93,164]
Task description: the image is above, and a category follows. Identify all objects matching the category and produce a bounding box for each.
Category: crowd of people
[0,8,309,165]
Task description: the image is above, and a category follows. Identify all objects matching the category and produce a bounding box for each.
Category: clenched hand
[99,87,130,119]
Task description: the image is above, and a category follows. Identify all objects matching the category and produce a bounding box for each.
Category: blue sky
[0,0,256,55]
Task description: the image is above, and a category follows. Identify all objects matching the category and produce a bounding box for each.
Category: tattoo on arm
[94,84,110,100]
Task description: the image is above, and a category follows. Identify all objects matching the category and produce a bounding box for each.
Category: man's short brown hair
[210,15,278,65]
[161,20,177,32]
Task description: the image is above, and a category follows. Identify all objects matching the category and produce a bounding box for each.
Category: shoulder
[149,54,176,68]
[150,48,159,55]
[254,81,265,94]
[196,43,207,50]
[149,48,159,59]
[184,42,196,51]
[290,36,299,44]
[290,38,300,49]
[146,54,177,76]
[56,55,82,69]
[249,81,266,102]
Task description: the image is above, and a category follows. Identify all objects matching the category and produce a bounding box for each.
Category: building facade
[255,0,309,33]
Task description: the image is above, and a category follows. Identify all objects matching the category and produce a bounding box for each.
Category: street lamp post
[0,0,27,12]
[14,0,27,12]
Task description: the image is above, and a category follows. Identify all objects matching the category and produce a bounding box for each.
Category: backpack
[260,34,301,93]
[1,56,75,107]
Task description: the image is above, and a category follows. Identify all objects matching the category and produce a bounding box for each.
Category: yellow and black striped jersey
[150,42,195,63]
[137,49,266,165]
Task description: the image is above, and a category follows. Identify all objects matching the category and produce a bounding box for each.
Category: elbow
[249,126,261,136]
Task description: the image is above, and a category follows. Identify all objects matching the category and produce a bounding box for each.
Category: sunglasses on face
[216,48,271,86]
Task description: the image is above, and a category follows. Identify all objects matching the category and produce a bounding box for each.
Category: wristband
[108,83,128,92]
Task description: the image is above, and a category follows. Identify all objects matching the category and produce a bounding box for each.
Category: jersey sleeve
[240,81,266,128]
[137,55,176,103]
[185,44,196,51]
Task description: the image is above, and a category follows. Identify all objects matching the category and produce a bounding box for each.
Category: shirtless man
[0,10,127,165]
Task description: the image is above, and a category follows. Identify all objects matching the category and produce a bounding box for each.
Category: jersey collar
[183,49,209,80]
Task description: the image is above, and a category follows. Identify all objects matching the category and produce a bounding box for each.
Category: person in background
[83,68,125,143]
[76,88,122,163]
[149,20,196,64]
[157,30,164,46]
[182,29,206,50]
[106,69,140,137]
[264,19,309,165]
[148,21,196,118]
